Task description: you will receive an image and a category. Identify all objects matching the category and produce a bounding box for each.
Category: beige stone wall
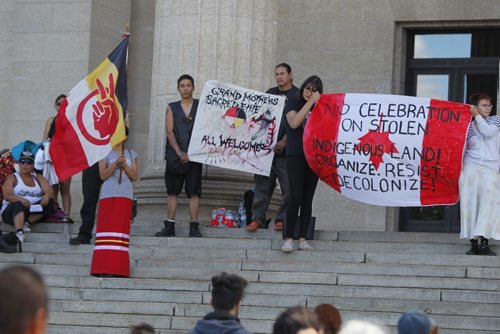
[1,0,130,218]
[1,0,94,218]
[275,0,500,231]
[89,0,131,70]
[2,0,92,148]
[143,0,279,176]
[0,1,14,144]
[127,0,155,170]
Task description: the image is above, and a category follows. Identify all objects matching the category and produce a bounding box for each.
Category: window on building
[401,28,500,233]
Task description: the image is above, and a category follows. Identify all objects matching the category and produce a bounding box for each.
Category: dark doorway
[400,29,499,232]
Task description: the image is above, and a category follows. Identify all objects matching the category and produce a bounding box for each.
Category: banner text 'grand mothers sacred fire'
[188,81,286,176]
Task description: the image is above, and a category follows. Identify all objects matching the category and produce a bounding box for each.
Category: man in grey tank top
[156,74,203,238]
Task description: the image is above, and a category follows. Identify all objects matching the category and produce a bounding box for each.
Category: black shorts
[1,202,30,225]
[164,162,202,197]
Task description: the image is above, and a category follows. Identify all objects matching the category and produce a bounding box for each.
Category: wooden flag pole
[118,23,130,185]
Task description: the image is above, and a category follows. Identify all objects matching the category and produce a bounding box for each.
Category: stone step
[307,296,500,318]
[5,252,491,282]
[366,252,500,267]
[42,275,209,292]
[2,227,499,334]
[18,232,490,257]
[32,253,245,271]
[48,312,172,332]
[242,259,467,278]
[47,299,500,333]
[0,262,257,281]
[4,223,499,250]
[267,239,487,254]
[47,325,130,334]
[53,300,176,316]
[242,284,442,302]
[27,278,500,307]
[13,239,500,268]
[35,272,500,307]
[12,222,499,245]
[336,273,500,291]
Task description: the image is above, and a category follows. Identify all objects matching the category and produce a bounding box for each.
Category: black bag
[243,188,255,222]
[1,232,21,253]
[131,198,138,222]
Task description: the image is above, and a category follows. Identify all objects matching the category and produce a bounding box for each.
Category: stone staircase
[0,222,499,334]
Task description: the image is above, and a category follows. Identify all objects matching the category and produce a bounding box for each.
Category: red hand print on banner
[92,74,119,139]
[77,73,120,145]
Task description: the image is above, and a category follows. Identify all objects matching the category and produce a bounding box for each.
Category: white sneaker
[23,221,31,232]
[281,239,294,253]
[16,231,25,243]
[298,240,313,251]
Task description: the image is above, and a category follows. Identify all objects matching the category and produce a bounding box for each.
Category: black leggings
[1,199,54,225]
[285,154,319,239]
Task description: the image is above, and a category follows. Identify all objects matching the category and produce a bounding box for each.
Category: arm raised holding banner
[281,75,323,254]
[286,91,320,129]
[470,104,499,137]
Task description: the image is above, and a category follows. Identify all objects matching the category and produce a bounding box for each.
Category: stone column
[137,0,279,221]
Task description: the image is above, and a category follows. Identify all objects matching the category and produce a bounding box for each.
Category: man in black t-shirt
[247,63,298,232]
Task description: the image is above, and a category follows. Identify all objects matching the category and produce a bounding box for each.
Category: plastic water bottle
[239,206,247,228]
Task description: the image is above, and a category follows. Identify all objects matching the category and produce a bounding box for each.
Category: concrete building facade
[1,0,499,232]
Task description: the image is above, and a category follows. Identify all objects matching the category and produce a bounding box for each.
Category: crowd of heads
[0,266,441,334]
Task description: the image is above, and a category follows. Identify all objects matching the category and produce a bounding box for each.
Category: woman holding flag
[90,128,138,277]
[460,93,500,256]
[282,76,323,253]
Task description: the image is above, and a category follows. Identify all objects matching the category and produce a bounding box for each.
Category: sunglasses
[19,159,34,165]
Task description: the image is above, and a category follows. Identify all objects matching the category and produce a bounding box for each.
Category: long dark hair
[297,75,323,108]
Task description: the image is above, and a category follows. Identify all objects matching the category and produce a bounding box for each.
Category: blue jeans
[251,155,289,227]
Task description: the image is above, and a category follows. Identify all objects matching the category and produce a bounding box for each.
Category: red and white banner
[304,93,471,206]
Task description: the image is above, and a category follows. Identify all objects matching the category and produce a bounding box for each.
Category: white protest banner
[304,93,471,206]
[188,80,286,176]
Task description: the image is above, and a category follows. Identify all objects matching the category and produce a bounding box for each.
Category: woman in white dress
[460,93,500,256]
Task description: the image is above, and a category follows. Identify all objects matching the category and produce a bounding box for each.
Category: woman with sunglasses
[0,151,53,243]
[282,76,323,252]
[42,94,73,223]
[460,93,500,256]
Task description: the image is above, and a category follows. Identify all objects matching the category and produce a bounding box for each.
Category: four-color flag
[50,36,128,181]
